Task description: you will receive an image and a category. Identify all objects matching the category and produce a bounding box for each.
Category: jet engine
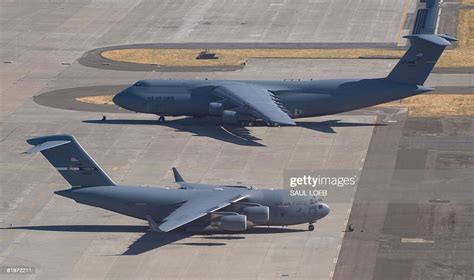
[212,213,247,231]
[220,214,247,231]
[209,102,224,115]
[222,110,239,124]
[242,206,269,223]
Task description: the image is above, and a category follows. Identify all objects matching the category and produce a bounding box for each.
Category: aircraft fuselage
[112,78,432,121]
[55,185,330,230]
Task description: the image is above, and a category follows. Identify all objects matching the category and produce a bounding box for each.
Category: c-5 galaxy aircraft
[112,34,456,126]
[25,134,330,236]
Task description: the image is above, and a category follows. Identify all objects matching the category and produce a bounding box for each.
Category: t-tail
[25,134,115,187]
[386,34,457,85]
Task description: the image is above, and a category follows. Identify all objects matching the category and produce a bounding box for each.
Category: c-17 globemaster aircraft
[25,134,329,239]
[112,34,457,126]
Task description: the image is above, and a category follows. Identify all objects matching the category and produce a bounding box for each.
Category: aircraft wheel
[308,224,315,231]
[158,116,165,122]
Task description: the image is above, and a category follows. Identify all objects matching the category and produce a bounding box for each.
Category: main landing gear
[158,116,165,123]
[308,223,315,231]
[267,122,280,127]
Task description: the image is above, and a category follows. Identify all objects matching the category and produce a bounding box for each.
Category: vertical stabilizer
[386,34,457,85]
[25,134,115,187]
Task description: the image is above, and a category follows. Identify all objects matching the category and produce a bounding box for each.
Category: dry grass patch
[102,48,404,67]
[76,95,114,105]
[437,9,474,68]
[379,94,474,116]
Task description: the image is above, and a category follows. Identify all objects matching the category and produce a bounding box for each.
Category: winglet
[146,215,162,232]
[172,167,185,183]
[24,140,71,154]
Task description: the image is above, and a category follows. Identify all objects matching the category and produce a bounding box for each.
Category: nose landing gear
[308,223,315,231]
[158,116,165,123]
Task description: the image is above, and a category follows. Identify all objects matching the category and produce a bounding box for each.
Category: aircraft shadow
[4,225,149,232]
[123,227,306,254]
[226,227,305,234]
[177,242,226,247]
[123,231,195,255]
[198,236,246,240]
[297,119,386,133]
[4,225,306,255]
[83,117,265,147]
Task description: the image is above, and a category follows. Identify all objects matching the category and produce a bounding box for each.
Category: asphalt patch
[34,85,131,113]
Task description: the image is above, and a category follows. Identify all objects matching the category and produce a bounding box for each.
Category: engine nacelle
[220,214,247,231]
[209,102,224,115]
[222,110,239,124]
[242,206,269,223]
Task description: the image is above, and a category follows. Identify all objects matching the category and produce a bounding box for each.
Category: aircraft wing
[158,188,249,232]
[213,83,296,126]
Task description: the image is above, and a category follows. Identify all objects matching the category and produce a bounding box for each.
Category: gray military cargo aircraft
[112,34,457,126]
[25,134,330,237]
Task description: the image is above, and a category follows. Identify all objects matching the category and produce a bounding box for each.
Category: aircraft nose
[112,90,127,107]
[112,87,135,110]
[320,203,330,218]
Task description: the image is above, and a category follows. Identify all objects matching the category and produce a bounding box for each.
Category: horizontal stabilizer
[404,34,457,46]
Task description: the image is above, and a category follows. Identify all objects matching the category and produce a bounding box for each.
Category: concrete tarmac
[0,1,472,279]
[0,102,376,279]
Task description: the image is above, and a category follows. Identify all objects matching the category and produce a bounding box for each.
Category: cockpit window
[134,81,144,87]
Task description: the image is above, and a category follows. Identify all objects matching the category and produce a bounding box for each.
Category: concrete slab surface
[1,1,472,279]
[333,115,474,280]
[0,100,376,279]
